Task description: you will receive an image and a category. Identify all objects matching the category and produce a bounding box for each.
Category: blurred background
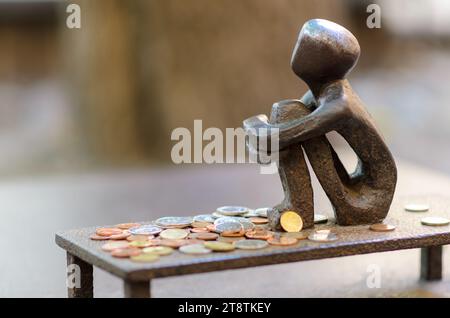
[1,0,450,297]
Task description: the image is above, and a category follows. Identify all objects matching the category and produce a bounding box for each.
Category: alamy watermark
[66,4,81,29]
[366,264,381,289]
[171,120,279,174]
[366,3,381,29]
[67,264,81,289]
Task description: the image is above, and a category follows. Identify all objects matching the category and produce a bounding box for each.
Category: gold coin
[115,223,141,230]
[369,223,396,232]
[159,229,189,240]
[130,253,159,263]
[204,241,235,252]
[280,211,303,232]
[421,216,450,226]
[235,239,268,250]
[128,240,152,248]
[405,204,429,212]
[127,234,153,242]
[142,246,173,256]
[191,221,211,228]
[267,236,298,246]
[281,232,308,240]
[217,236,246,243]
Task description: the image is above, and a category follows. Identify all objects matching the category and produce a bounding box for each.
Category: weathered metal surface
[243,19,397,228]
[124,280,151,298]
[67,252,93,298]
[421,245,443,281]
[56,195,448,282]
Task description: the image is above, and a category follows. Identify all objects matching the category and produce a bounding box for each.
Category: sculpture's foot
[269,201,315,231]
[268,204,285,231]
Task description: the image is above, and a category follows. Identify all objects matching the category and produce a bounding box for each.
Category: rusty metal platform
[55,195,450,297]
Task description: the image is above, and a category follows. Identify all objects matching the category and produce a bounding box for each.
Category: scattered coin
[193,214,216,223]
[250,217,269,225]
[221,228,246,237]
[179,244,212,255]
[206,224,216,232]
[281,232,308,240]
[128,240,153,248]
[142,246,173,256]
[190,227,210,233]
[115,223,141,230]
[155,216,193,228]
[215,222,243,234]
[314,214,328,224]
[127,235,153,242]
[191,221,211,228]
[111,248,141,258]
[239,219,255,231]
[280,211,303,232]
[96,228,123,237]
[158,239,191,248]
[308,230,338,242]
[216,206,249,216]
[204,241,235,252]
[267,236,298,246]
[217,236,246,243]
[245,228,273,240]
[214,217,241,226]
[242,209,259,218]
[212,212,226,218]
[235,239,268,250]
[190,232,219,241]
[255,207,270,218]
[369,223,396,232]
[109,231,130,240]
[90,234,110,241]
[129,224,162,236]
[130,253,159,263]
[101,241,130,252]
[160,229,189,240]
[421,216,450,226]
[405,204,429,212]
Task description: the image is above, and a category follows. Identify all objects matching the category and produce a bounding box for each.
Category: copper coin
[90,234,111,241]
[221,228,246,237]
[109,230,130,240]
[96,228,123,237]
[369,223,396,232]
[267,236,298,246]
[127,234,154,242]
[101,241,130,252]
[115,222,141,230]
[206,224,216,232]
[111,247,141,258]
[245,228,273,240]
[250,217,268,225]
[191,232,219,241]
[191,227,210,233]
[158,239,190,248]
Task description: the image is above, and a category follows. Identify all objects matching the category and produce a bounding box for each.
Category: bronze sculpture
[244,19,397,229]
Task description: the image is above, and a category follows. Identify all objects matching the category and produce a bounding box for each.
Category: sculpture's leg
[269,145,314,229]
[420,246,443,281]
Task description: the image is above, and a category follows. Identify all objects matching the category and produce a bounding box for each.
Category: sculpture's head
[291,19,360,87]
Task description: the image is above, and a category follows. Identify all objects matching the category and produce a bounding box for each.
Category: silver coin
[193,214,215,223]
[155,216,193,228]
[308,230,338,242]
[255,207,270,218]
[239,219,255,231]
[243,209,259,218]
[179,244,212,255]
[405,204,429,212]
[235,239,268,250]
[314,214,328,224]
[214,217,241,226]
[129,224,162,236]
[421,216,450,226]
[216,206,249,216]
[215,222,244,233]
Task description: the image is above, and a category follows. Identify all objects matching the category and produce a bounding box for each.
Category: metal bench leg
[67,252,94,298]
[124,280,151,298]
[421,246,443,281]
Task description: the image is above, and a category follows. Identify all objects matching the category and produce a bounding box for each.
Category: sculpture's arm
[244,100,346,150]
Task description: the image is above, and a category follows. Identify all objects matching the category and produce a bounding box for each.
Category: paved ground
[2,155,450,297]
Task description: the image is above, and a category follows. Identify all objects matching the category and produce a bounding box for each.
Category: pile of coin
[90,207,326,262]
